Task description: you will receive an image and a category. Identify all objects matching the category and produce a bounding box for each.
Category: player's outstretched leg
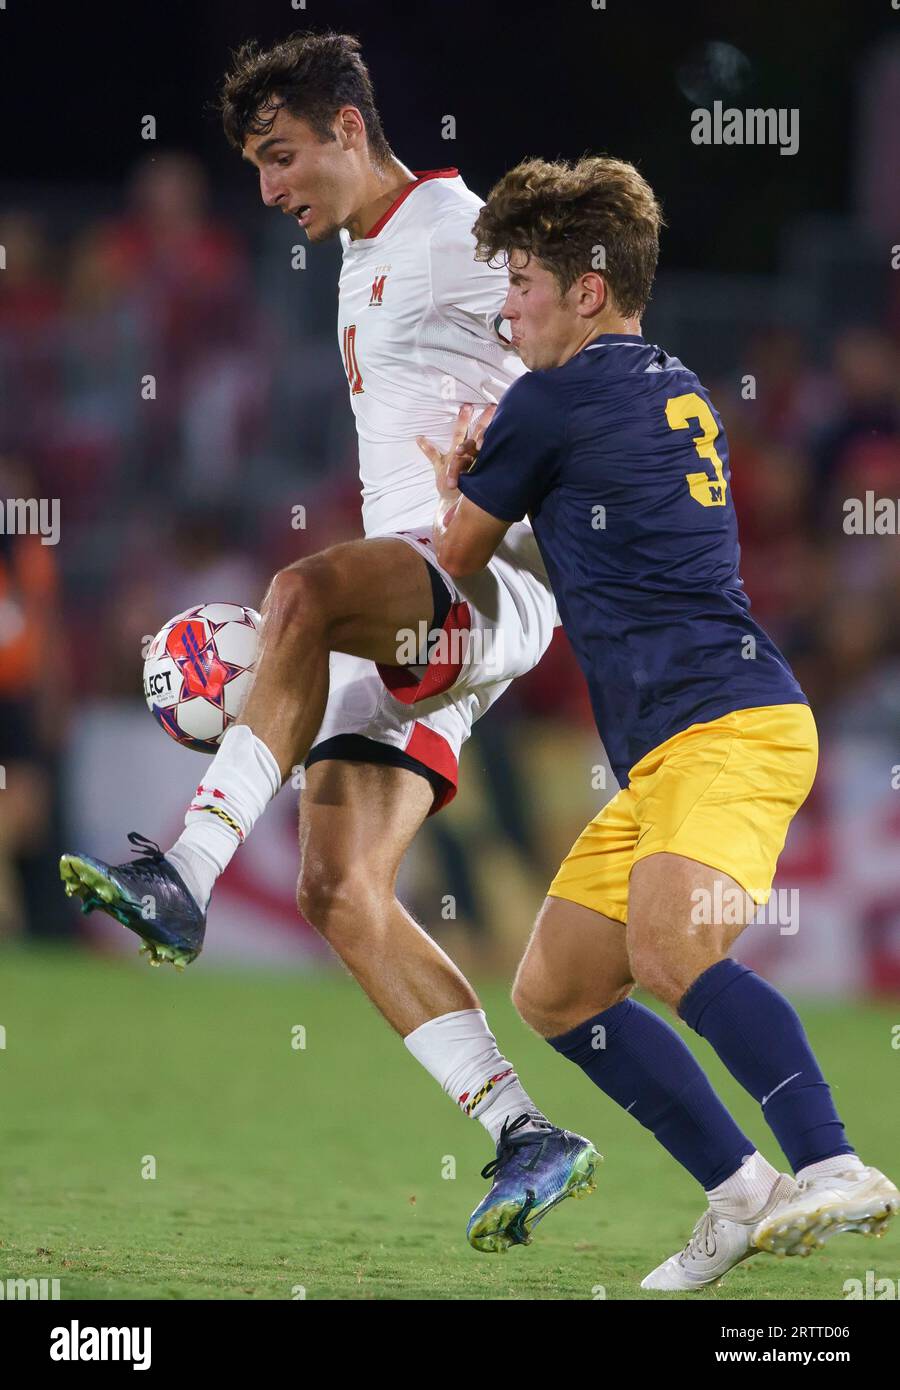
[513,896,798,1289]
[59,537,436,966]
[60,833,205,968]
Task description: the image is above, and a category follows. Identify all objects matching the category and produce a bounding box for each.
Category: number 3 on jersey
[665,392,728,507]
[342,324,365,396]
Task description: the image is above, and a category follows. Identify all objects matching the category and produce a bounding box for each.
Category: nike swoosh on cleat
[519,1143,549,1173]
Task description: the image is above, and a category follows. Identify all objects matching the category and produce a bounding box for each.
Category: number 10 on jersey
[342,324,365,395]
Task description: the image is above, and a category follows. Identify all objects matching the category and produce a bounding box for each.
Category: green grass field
[1,946,897,1300]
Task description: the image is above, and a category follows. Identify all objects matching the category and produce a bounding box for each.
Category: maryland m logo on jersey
[369,266,391,306]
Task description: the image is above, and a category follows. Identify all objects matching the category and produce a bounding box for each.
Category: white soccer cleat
[752,1164,899,1256]
[641,1173,798,1291]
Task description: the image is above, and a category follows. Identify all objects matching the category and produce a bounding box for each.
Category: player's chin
[305,217,342,244]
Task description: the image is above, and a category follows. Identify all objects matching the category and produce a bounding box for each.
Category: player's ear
[336,106,366,150]
[578,271,607,317]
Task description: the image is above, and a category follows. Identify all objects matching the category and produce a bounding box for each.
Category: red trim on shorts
[362,169,459,239]
[406,722,459,812]
[377,600,472,704]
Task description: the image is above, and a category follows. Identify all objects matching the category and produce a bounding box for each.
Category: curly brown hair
[219,31,392,165]
[472,156,663,317]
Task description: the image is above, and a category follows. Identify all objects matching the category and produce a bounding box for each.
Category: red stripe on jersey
[362,168,459,240]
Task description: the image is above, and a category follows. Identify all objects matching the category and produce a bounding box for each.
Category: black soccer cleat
[467,1114,601,1253]
[60,832,206,969]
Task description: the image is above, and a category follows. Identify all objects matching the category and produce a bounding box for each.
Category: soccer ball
[143,603,261,753]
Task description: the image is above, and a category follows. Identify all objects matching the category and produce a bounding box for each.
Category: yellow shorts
[548,703,818,924]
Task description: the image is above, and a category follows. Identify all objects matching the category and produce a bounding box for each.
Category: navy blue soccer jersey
[457,333,807,784]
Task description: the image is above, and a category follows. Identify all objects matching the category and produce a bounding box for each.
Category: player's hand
[452,402,495,480]
[417,403,496,497]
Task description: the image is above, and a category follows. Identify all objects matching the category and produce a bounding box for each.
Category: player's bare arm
[417,404,510,578]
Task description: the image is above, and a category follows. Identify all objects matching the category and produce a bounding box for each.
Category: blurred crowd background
[0,3,898,991]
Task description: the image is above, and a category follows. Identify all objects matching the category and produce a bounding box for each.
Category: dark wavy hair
[219,30,392,164]
[473,156,663,317]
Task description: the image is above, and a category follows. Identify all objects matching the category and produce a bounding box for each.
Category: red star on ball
[166,620,244,708]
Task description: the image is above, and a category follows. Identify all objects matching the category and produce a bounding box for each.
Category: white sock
[166,723,282,909]
[706,1150,780,1217]
[797,1153,865,1184]
[404,1008,548,1145]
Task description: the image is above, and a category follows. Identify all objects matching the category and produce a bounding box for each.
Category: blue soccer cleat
[467,1113,602,1253]
[60,832,206,969]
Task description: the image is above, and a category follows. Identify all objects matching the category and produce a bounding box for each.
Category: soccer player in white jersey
[60,31,600,1253]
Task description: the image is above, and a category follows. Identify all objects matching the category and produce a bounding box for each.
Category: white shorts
[306,524,558,811]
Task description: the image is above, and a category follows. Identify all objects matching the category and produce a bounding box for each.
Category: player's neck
[346,156,418,240]
[562,315,642,365]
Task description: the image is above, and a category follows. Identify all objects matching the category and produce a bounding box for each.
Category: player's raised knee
[262,557,334,638]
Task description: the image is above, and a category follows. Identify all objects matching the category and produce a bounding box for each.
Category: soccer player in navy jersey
[418,155,897,1289]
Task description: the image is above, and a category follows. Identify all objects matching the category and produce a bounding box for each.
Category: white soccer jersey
[308,167,559,806]
[337,168,526,536]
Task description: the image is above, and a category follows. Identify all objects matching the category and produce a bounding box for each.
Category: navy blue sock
[549,997,754,1190]
[679,959,854,1173]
